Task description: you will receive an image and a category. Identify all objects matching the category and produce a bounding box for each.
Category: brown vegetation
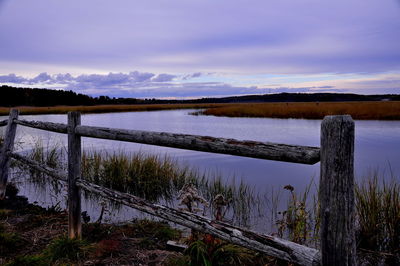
[0,188,182,265]
[0,103,224,116]
[3,101,399,119]
[195,101,400,120]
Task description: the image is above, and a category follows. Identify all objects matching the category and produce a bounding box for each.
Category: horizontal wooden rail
[75,125,320,164]
[12,119,320,164]
[10,152,321,266]
[0,120,7,127]
[15,119,68,134]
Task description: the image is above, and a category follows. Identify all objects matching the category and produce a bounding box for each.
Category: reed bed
[80,150,261,227]
[3,101,399,119]
[194,101,400,120]
[16,142,261,227]
[0,103,223,116]
[81,151,197,202]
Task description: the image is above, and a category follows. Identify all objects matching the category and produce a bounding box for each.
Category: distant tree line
[193,92,400,103]
[1,85,399,107]
[0,85,144,106]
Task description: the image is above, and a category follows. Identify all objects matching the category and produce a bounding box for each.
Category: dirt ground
[0,186,182,265]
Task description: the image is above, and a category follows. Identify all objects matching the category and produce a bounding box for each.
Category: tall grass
[195,101,400,120]
[81,150,261,227]
[355,172,400,255]
[0,103,223,115]
[81,151,197,202]
[16,142,261,227]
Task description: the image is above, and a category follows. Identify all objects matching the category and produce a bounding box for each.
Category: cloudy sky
[0,0,400,98]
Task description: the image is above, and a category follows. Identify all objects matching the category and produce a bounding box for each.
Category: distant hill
[1,85,399,107]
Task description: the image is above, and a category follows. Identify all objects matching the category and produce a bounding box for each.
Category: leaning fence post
[0,109,19,199]
[320,115,356,265]
[68,111,82,239]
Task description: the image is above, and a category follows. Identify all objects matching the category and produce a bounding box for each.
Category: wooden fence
[0,109,356,265]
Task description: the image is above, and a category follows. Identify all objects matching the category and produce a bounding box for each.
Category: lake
[2,109,400,231]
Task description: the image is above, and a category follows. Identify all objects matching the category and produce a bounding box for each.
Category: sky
[0,0,400,99]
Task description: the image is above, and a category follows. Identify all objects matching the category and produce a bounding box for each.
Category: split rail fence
[0,109,356,265]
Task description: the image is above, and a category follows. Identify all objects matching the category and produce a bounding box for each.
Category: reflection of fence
[0,109,356,265]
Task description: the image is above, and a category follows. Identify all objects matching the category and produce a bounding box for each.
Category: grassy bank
[0,103,224,116]
[10,141,400,264]
[193,101,400,120]
[0,188,182,265]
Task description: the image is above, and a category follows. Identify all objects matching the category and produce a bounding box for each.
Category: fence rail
[15,119,68,134]
[12,118,320,164]
[0,109,356,266]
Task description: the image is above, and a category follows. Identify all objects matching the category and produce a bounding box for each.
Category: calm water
[2,110,400,231]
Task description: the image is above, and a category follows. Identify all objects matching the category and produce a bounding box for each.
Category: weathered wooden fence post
[0,109,19,199]
[320,115,356,265]
[68,112,82,239]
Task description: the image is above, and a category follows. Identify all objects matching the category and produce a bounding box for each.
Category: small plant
[44,236,89,263]
[185,238,254,266]
[213,194,228,221]
[181,191,256,266]
[275,183,318,245]
[178,183,209,214]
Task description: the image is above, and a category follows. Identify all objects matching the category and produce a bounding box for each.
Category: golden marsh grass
[0,103,224,116]
[197,101,400,120]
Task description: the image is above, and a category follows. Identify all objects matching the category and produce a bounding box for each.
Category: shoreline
[1,101,400,120]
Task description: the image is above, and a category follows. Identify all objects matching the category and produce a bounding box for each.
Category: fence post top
[68,111,81,116]
[322,115,354,126]
[322,114,353,121]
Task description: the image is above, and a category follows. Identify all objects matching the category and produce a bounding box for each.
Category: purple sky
[1,0,400,98]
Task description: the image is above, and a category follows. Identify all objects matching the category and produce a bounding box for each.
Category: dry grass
[3,101,399,119]
[0,103,224,116]
[196,101,400,120]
